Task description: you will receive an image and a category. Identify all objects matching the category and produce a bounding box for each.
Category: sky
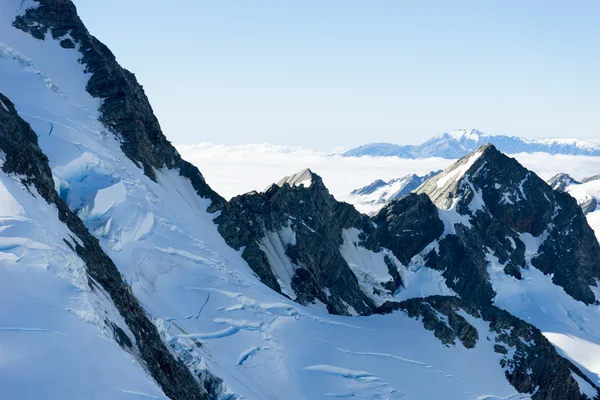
[73,0,600,149]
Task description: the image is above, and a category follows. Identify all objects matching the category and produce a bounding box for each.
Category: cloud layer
[177,143,600,207]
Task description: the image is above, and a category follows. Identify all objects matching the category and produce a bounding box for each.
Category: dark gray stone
[0,92,209,400]
[216,169,396,315]
[377,296,599,400]
[13,0,225,212]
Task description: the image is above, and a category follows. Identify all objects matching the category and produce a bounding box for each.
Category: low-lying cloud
[177,143,600,205]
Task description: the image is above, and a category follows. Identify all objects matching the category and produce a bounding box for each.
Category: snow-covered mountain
[546,173,581,192]
[2,1,600,399]
[546,173,600,241]
[343,128,600,159]
[348,171,440,214]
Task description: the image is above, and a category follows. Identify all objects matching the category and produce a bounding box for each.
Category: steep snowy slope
[348,171,440,214]
[0,94,170,400]
[3,1,600,399]
[343,128,600,159]
[0,1,561,399]
[401,145,600,390]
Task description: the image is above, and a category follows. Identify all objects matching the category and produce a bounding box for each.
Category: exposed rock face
[0,92,208,399]
[216,153,600,397]
[373,193,444,265]
[365,145,600,397]
[378,295,597,400]
[217,169,401,315]
[13,0,225,211]
[413,144,600,305]
[10,3,600,398]
[546,173,580,191]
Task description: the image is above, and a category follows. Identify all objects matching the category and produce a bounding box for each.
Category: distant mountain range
[348,171,440,214]
[343,129,600,158]
[7,1,600,398]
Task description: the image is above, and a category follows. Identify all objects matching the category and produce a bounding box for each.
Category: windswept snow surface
[339,227,398,303]
[257,220,299,299]
[486,225,600,386]
[0,170,167,400]
[0,2,533,398]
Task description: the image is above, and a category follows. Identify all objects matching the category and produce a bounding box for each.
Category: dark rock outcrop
[413,144,600,305]
[378,295,599,400]
[13,0,225,211]
[217,169,399,315]
[373,193,444,265]
[0,92,209,400]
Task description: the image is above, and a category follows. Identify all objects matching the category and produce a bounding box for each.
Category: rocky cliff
[13,0,225,211]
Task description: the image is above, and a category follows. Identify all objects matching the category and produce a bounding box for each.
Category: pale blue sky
[73,0,600,149]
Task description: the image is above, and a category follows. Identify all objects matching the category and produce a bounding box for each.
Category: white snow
[339,227,396,302]
[436,150,483,188]
[0,2,589,398]
[588,210,600,243]
[276,168,314,188]
[447,128,483,141]
[438,198,472,237]
[177,143,600,215]
[89,180,127,218]
[487,238,600,385]
[347,175,418,214]
[0,162,166,400]
[0,3,167,398]
[396,264,456,301]
[571,370,599,399]
[567,179,600,213]
[258,221,299,299]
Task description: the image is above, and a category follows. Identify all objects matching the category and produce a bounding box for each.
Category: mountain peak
[343,130,600,159]
[415,144,493,210]
[276,168,317,188]
[446,128,485,141]
[546,173,580,191]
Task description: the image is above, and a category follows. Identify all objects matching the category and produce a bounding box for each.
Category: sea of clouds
[177,143,600,205]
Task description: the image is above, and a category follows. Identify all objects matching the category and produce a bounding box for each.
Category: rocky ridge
[217,168,402,316]
[6,1,600,398]
[0,92,210,400]
[217,144,600,398]
[13,0,225,211]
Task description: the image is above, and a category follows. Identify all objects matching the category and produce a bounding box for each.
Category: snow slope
[0,167,166,400]
[413,148,600,389]
[0,2,540,399]
[348,171,440,214]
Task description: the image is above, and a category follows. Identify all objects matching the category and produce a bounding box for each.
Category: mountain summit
[4,1,600,399]
[343,128,600,158]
